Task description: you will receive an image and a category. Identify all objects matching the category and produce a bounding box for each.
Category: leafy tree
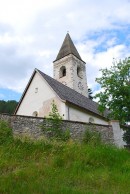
[0,100,6,113]
[95,57,130,124]
[88,88,93,100]
[0,100,18,114]
[123,126,130,146]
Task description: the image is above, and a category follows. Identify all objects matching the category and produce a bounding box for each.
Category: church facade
[15,33,109,125]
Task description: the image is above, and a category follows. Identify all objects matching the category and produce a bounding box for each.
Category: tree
[0,100,18,114]
[88,88,93,100]
[47,100,63,139]
[95,57,130,124]
[42,100,70,141]
[123,126,130,146]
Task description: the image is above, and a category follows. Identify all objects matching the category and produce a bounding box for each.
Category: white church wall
[16,72,66,117]
[39,96,66,118]
[17,72,54,116]
[66,104,108,125]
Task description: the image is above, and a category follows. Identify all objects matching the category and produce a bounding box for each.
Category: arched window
[77,66,83,78]
[32,111,38,117]
[89,117,94,123]
[59,66,66,78]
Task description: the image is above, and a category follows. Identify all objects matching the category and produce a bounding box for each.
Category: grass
[0,121,130,194]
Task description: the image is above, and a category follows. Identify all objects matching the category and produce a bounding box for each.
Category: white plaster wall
[38,96,66,118]
[17,72,66,117]
[66,105,108,125]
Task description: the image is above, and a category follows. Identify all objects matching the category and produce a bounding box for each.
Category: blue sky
[0,0,130,101]
[0,88,21,101]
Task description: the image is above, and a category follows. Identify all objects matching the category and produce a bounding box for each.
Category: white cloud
[0,0,130,95]
[78,39,130,91]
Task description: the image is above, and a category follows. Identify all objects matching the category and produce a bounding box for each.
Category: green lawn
[0,121,130,194]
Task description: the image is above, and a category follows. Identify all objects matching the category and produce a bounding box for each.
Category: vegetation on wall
[83,128,101,145]
[42,100,70,141]
[0,120,130,193]
[0,100,18,114]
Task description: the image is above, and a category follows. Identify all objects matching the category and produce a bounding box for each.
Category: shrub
[0,120,13,144]
[83,128,101,145]
[42,100,70,141]
[123,127,130,145]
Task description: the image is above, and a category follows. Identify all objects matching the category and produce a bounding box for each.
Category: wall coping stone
[0,113,111,127]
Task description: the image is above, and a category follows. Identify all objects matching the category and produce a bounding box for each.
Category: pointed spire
[54,33,82,62]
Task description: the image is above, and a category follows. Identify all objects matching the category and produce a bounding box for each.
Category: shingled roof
[37,69,109,120]
[54,33,84,62]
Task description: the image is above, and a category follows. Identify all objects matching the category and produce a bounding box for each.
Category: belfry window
[77,66,83,78]
[63,68,66,76]
[59,66,66,78]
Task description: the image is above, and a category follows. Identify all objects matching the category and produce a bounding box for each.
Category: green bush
[83,128,101,145]
[0,120,13,144]
[123,128,130,145]
[42,100,70,141]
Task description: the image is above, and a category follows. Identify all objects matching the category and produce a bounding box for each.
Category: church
[15,33,109,125]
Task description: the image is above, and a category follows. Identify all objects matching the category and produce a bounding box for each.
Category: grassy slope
[0,121,130,194]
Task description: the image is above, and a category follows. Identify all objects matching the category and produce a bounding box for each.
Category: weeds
[41,100,70,141]
[0,120,130,194]
[0,120,13,145]
[83,128,101,145]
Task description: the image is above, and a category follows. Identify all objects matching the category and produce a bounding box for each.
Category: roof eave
[66,101,109,121]
[36,69,67,104]
[53,53,86,63]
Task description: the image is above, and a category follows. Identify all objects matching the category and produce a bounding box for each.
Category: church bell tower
[53,33,88,97]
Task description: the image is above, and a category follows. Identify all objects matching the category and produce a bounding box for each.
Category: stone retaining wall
[0,113,115,144]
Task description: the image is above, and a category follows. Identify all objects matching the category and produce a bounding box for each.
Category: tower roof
[54,33,83,62]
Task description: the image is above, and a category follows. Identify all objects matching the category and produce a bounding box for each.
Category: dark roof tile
[37,69,109,119]
[54,33,84,62]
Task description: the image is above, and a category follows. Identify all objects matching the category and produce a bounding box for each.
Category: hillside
[0,121,130,194]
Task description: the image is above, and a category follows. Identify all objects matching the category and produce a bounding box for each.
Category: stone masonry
[0,113,114,144]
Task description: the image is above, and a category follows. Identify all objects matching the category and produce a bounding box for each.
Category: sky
[0,0,130,101]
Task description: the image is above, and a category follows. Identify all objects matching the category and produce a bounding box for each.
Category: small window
[35,87,38,93]
[77,66,83,78]
[32,111,38,117]
[59,66,66,78]
[89,117,94,123]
